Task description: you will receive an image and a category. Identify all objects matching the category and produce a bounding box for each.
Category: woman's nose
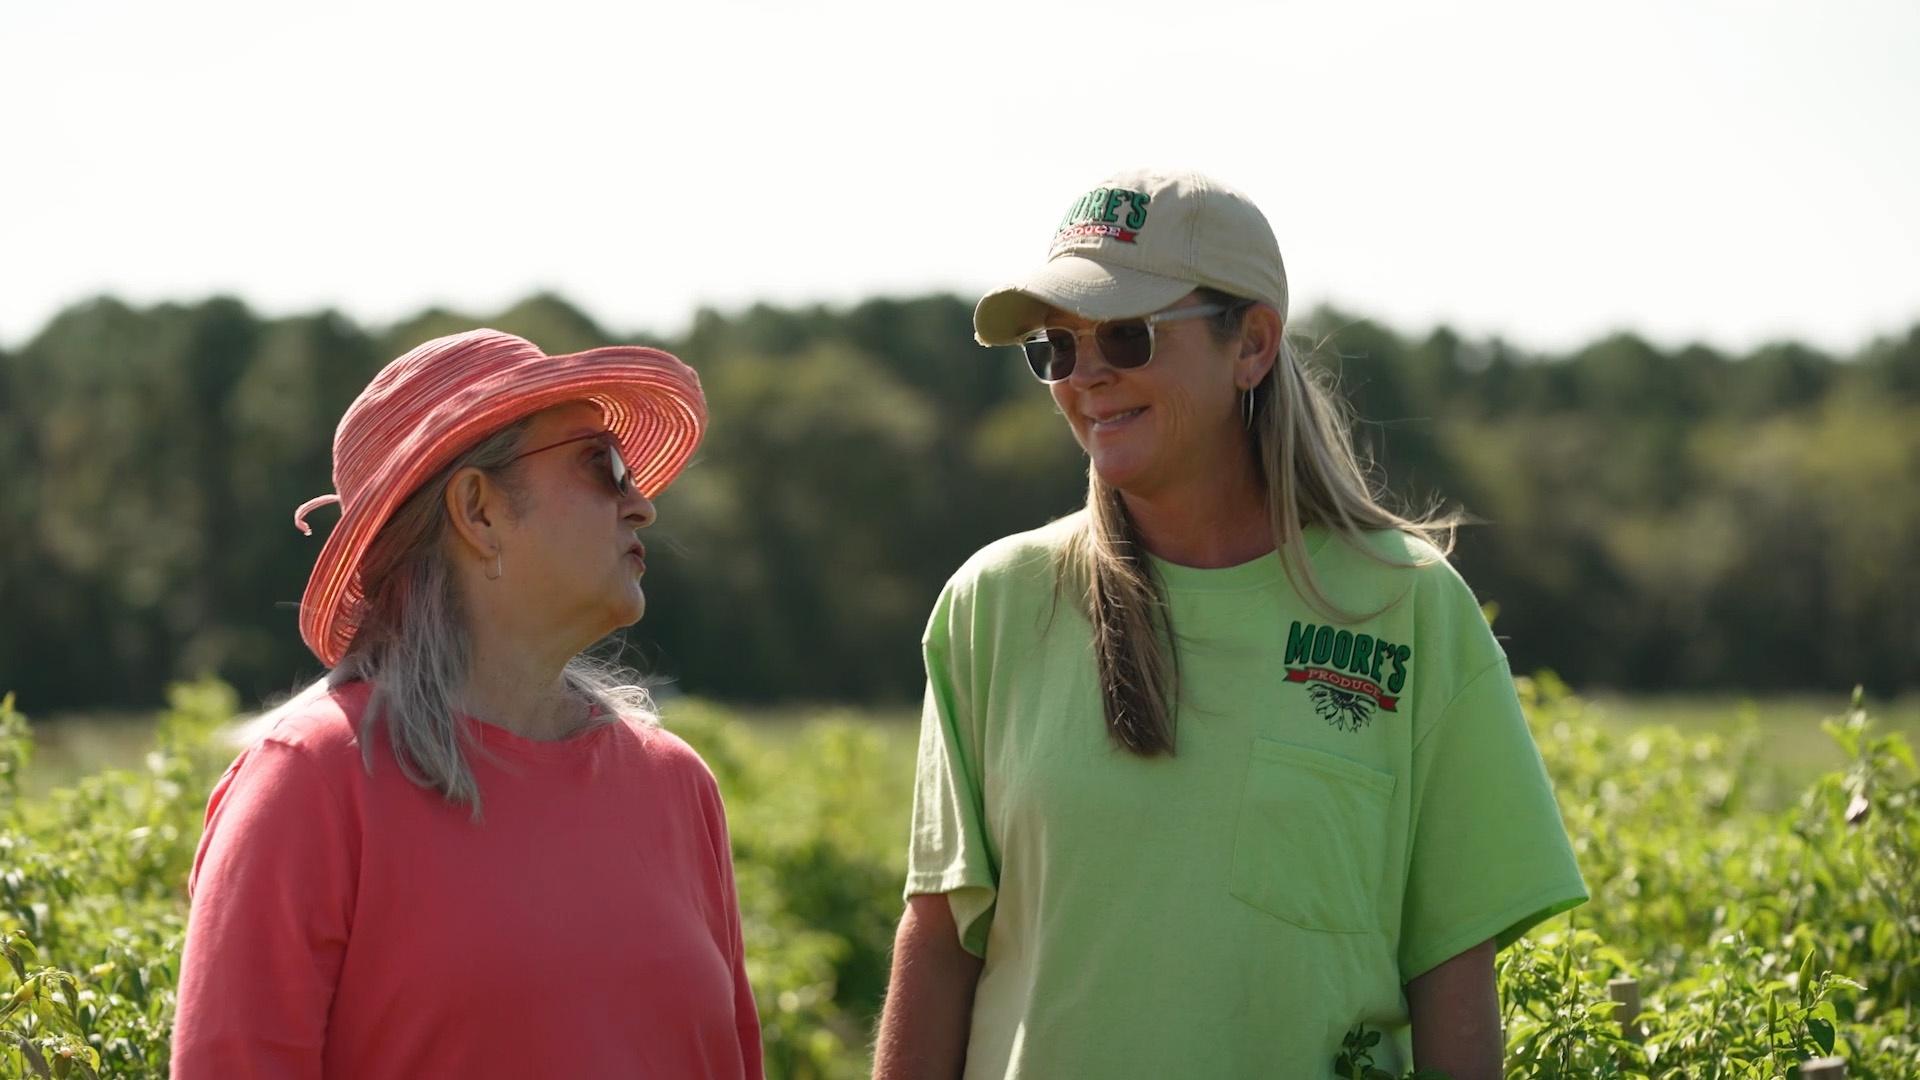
[1066,336,1116,388]
[624,491,657,530]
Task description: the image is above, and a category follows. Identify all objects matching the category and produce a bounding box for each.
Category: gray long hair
[1055,290,1460,757]
[256,416,657,817]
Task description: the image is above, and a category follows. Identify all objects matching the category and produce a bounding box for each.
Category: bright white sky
[4,0,1917,354]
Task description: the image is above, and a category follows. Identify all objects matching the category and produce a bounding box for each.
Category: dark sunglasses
[503,431,636,498]
[1018,302,1236,383]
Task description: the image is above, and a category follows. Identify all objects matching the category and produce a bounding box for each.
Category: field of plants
[2,678,1916,1078]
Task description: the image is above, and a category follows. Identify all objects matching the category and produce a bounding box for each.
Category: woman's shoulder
[948,511,1082,591]
[238,679,371,767]
[198,683,372,852]
[1307,525,1485,617]
[615,718,737,833]
[1318,526,1465,585]
[616,716,723,789]
[620,715,700,763]
[1332,524,1451,566]
[921,514,1079,637]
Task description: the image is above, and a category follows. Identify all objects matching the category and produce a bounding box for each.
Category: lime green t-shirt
[905,514,1587,1078]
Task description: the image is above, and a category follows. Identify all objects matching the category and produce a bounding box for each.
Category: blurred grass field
[1586,690,1920,776]
[23,688,1914,799]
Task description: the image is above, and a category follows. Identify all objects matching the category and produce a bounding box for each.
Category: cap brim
[973,256,1196,346]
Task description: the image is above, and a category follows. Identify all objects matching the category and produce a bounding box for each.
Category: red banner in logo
[1055,222,1139,244]
[1286,667,1398,712]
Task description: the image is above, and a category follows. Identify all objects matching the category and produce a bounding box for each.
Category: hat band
[294,494,342,536]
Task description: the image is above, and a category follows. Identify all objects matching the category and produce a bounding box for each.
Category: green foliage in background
[4,294,1918,713]
[0,683,233,1077]
[3,680,1919,1077]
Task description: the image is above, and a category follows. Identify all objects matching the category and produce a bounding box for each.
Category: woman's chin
[1089,453,1149,493]
[592,587,647,637]
[618,588,647,628]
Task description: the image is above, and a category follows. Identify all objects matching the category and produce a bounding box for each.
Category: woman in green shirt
[873,170,1587,1079]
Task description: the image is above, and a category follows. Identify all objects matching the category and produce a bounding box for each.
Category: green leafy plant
[3,680,1918,1078]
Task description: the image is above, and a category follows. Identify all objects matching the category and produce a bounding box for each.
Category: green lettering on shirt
[1349,634,1375,676]
[1331,630,1353,669]
[1388,645,1412,694]
[1312,626,1335,665]
[1285,622,1316,666]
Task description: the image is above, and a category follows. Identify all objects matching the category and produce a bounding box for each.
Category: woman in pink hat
[171,330,762,1079]
[874,171,1586,1078]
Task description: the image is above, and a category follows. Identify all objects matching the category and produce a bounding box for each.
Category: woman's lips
[1088,406,1147,432]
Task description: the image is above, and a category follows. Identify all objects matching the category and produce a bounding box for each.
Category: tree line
[1,292,1915,712]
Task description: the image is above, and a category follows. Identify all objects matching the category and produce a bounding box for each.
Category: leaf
[1807,1016,1836,1055]
[1593,945,1633,972]
[1887,733,1918,775]
[17,1039,52,1079]
[1,933,36,983]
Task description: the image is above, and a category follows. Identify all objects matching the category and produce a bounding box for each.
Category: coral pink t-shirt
[172,681,763,1079]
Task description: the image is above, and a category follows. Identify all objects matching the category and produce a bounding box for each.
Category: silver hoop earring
[1242,387,1256,430]
[485,551,503,581]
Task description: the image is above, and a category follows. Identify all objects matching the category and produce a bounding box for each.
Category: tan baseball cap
[973,168,1289,347]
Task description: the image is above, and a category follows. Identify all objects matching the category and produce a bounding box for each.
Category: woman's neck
[1118,451,1273,569]
[459,625,588,741]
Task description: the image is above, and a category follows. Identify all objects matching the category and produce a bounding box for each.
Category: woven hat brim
[297,346,705,667]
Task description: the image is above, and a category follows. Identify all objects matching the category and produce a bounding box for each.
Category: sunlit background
[6,0,1917,351]
[2,0,1916,716]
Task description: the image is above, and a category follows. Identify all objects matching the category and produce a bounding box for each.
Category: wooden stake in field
[1800,1057,1846,1078]
[1606,976,1643,1043]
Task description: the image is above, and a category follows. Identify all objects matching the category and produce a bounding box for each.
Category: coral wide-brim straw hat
[291,328,706,667]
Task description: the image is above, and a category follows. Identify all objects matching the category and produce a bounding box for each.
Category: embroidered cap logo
[1051,186,1152,252]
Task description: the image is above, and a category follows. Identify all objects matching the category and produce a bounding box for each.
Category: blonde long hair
[1055,291,1458,756]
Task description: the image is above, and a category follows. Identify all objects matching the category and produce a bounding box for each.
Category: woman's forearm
[1407,937,1502,1080]
[873,894,984,1080]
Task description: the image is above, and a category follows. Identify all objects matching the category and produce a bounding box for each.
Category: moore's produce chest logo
[1284,621,1413,733]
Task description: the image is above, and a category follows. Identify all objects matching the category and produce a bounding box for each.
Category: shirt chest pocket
[1229,738,1397,934]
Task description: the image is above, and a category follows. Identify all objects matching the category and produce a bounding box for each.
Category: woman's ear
[1235,303,1284,390]
[443,466,505,560]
